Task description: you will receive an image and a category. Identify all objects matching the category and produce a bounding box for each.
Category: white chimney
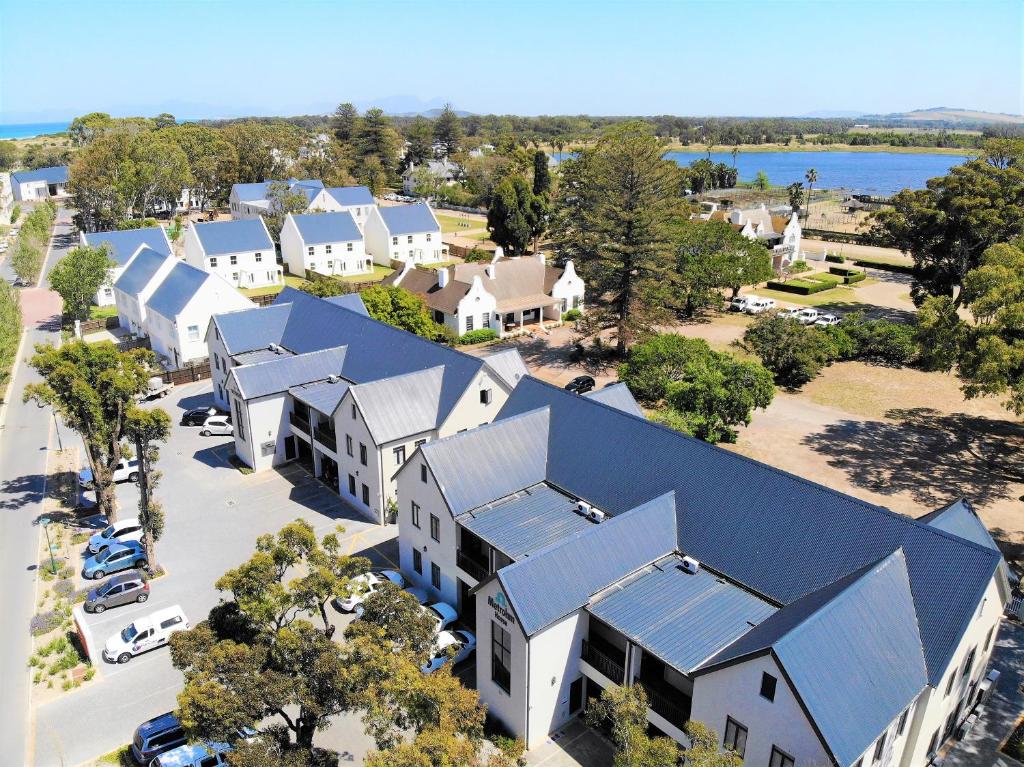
[536,250,545,264]
[492,246,504,261]
[437,267,449,288]
[485,263,496,279]
[393,259,413,286]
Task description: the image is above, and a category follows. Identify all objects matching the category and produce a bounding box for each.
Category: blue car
[82,540,148,580]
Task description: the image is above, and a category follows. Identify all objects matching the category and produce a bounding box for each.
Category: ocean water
[553,150,973,195]
[0,121,70,140]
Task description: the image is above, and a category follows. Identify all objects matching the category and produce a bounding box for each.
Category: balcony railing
[457,550,489,582]
[289,411,310,433]
[582,639,625,684]
[634,678,691,730]
[313,426,337,452]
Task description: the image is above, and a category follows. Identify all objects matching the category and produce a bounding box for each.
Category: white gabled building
[364,202,443,266]
[81,226,174,307]
[11,165,69,201]
[206,288,529,524]
[308,185,377,229]
[394,377,1009,766]
[280,212,371,279]
[716,204,803,271]
[144,261,253,368]
[111,246,177,336]
[385,251,585,337]
[183,218,281,289]
[228,179,324,220]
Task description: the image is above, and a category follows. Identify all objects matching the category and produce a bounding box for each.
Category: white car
[200,415,233,436]
[421,630,476,674]
[778,307,803,320]
[795,308,821,325]
[744,297,776,315]
[353,584,428,619]
[423,601,458,633]
[102,605,189,664]
[78,457,139,489]
[334,570,405,612]
[87,517,143,554]
[729,296,751,312]
[815,314,841,327]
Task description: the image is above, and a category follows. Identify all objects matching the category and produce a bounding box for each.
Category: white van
[103,605,189,664]
[744,297,776,314]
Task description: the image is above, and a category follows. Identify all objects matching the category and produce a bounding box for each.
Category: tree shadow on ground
[0,473,45,510]
[175,391,217,412]
[801,407,1024,510]
[499,335,620,376]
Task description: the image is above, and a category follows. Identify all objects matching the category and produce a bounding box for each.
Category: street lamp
[39,517,58,575]
[52,407,63,452]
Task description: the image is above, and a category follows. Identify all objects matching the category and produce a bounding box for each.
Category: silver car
[200,415,233,436]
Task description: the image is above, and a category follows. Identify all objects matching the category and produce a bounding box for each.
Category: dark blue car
[131,712,186,764]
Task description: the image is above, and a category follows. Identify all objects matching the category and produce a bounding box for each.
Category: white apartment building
[279,211,371,279]
[206,288,529,524]
[364,202,443,266]
[385,251,586,337]
[307,185,377,229]
[183,218,281,289]
[81,226,174,307]
[111,246,177,336]
[395,377,1009,766]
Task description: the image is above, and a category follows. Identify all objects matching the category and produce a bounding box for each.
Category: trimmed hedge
[456,328,499,345]
[766,279,832,295]
[825,253,846,264]
[828,266,867,284]
[852,257,916,275]
[803,228,880,246]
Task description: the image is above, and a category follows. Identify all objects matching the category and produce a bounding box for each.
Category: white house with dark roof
[385,251,585,336]
[81,226,174,307]
[308,185,377,228]
[394,377,1007,765]
[364,202,443,266]
[280,212,370,278]
[228,179,324,219]
[183,218,280,289]
[145,261,253,368]
[111,246,177,336]
[11,165,69,201]
[206,288,529,524]
[402,159,460,195]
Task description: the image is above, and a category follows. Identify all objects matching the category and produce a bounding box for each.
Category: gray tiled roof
[146,261,210,319]
[351,366,444,444]
[230,346,348,400]
[476,348,530,390]
[584,383,644,418]
[213,303,291,355]
[83,226,172,267]
[113,247,172,296]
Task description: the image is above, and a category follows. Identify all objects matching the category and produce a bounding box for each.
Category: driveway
[34,381,397,767]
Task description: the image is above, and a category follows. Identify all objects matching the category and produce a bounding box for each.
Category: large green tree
[742,313,837,387]
[586,685,681,767]
[433,103,463,157]
[169,124,239,210]
[48,244,116,321]
[359,284,446,341]
[331,102,361,143]
[356,108,401,180]
[264,181,311,242]
[550,122,685,353]
[533,149,552,197]
[24,341,154,519]
[223,121,303,183]
[402,117,435,171]
[124,407,171,574]
[487,175,544,255]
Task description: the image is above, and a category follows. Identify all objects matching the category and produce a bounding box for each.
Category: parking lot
[34,381,398,766]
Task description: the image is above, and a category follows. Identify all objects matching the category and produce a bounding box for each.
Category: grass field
[336,264,393,283]
[435,213,486,233]
[89,304,118,320]
[755,279,879,307]
[239,274,306,297]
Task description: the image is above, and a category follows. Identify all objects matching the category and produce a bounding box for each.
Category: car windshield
[100,525,115,539]
[121,623,139,642]
[95,548,113,563]
[427,606,444,623]
[97,581,113,596]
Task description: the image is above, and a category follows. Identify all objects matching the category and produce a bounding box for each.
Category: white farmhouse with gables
[183,218,281,289]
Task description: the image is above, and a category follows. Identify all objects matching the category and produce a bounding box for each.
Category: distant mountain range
[867,107,1024,125]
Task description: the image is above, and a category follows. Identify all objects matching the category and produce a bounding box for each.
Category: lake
[0,121,70,140]
[554,150,972,195]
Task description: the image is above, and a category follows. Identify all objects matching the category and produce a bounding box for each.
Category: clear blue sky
[1,0,1021,122]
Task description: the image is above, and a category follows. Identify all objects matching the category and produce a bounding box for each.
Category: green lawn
[335,264,394,283]
[435,213,486,234]
[420,260,458,269]
[89,304,118,320]
[239,274,307,298]
[756,284,867,307]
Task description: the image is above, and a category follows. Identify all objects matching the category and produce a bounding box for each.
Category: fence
[802,228,881,246]
[74,315,121,335]
[115,336,151,353]
[251,293,278,307]
[160,360,212,386]
[447,242,496,260]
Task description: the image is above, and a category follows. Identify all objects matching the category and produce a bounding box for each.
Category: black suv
[181,406,227,426]
[564,375,596,395]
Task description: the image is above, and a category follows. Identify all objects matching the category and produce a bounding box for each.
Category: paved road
[0,211,74,767]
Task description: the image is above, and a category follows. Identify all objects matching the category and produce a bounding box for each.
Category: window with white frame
[325,244,332,254]
[255,252,262,262]
[230,255,237,265]
[187,325,200,342]
[210,257,218,268]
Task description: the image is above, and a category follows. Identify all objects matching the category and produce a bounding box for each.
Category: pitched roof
[231,179,323,204]
[323,292,370,315]
[289,378,350,416]
[193,219,273,256]
[324,186,374,207]
[146,261,211,319]
[289,212,362,245]
[378,203,439,236]
[113,247,173,296]
[700,551,927,767]
[918,499,1002,553]
[83,226,172,267]
[351,366,444,444]
[497,492,679,636]
[230,346,348,400]
[231,181,274,202]
[213,303,291,355]
[12,165,68,185]
[385,267,470,315]
[494,377,1000,685]
[584,383,644,418]
[476,348,529,389]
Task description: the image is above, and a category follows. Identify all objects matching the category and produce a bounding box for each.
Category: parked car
[744,297,776,315]
[421,630,476,673]
[730,296,752,312]
[103,605,189,664]
[564,375,596,395]
[199,415,232,436]
[138,375,173,401]
[334,570,405,613]
[423,601,458,633]
[795,308,821,325]
[85,571,149,613]
[778,307,803,320]
[404,586,429,604]
[130,712,186,764]
[82,540,148,580]
[87,517,143,554]
[181,406,227,426]
[815,314,841,327]
[79,457,140,489]
[148,741,230,767]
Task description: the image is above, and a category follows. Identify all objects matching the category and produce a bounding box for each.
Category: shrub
[30,611,62,636]
[804,272,844,286]
[766,279,831,295]
[562,308,582,322]
[828,266,867,284]
[48,647,81,674]
[836,313,918,366]
[851,257,915,275]
[462,247,492,263]
[825,253,846,263]
[38,635,72,657]
[58,564,73,579]
[11,205,21,224]
[789,260,811,273]
[742,315,838,387]
[53,579,74,599]
[457,328,499,346]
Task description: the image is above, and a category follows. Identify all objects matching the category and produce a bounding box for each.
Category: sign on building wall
[489,590,516,628]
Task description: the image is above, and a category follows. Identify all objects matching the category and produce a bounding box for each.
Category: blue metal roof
[289,379,350,416]
[290,212,362,245]
[231,346,348,400]
[231,181,273,202]
[323,292,369,315]
[146,261,210,319]
[701,551,927,767]
[589,556,776,673]
[83,226,171,267]
[12,165,68,185]
[458,483,597,560]
[498,492,678,636]
[214,303,291,355]
[351,366,444,443]
[193,219,272,256]
[378,203,439,236]
[584,383,644,418]
[495,377,1000,685]
[919,499,1002,553]
[325,186,375,207]
[232,348,294,365]
[112,247,172,296]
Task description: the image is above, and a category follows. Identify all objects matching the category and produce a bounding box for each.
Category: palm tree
[804,168,818,225]
[731,146,739,168]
